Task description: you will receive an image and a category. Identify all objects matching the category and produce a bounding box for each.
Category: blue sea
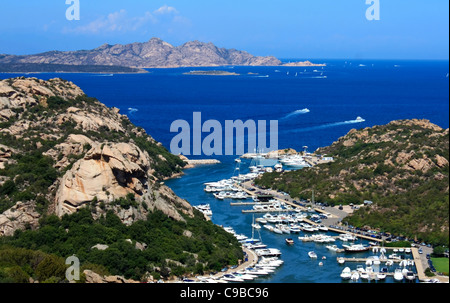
[2,59,449,283]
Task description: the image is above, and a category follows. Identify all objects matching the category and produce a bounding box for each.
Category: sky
[0,0,448,60]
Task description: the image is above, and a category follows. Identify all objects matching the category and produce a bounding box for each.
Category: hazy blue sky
[0,0,448,59]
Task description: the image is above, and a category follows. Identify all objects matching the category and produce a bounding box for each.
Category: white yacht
[351,271,360,281]
[255,248,282,257]
[343,244,369,253]
[326,245,340,252]
[308,251,318,259]
[318,224,329,232]
[405,270,415,281]
[340,267,352,280]
[221,274,245,283]
[394,269,404,282]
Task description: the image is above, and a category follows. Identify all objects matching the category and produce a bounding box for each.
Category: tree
[35,255,66,282]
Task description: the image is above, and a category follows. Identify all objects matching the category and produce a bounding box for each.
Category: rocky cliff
[0,77,191,236]
[0,38,282,69]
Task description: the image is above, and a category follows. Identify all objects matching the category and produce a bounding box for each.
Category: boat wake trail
[281,108,310,120]
[128,107,138,114]
[289,117,366,133]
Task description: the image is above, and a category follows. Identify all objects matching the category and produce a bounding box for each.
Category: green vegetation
[255,121,449,246]
[0,152,58,214]
[0,208,243,282]
[0,247,67,283]
[431,258,449,276]
[0,63,146,73]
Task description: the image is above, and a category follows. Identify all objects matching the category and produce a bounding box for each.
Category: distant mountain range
[0,38,324,72]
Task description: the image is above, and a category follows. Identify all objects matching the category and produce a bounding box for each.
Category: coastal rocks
[83,270,139,284]
[435,155,449,168]
[55,142,150,217]
[0,201,41,237]
[179,155,221,169]
[56,107,126,133]
[0,144,15,170]
[0,78,84,110]
[44,134,94,170]
[406,158,435,172]
[54,141,194,223]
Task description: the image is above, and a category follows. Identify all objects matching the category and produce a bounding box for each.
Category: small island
[183,70,240,76]
[282,60,326,67]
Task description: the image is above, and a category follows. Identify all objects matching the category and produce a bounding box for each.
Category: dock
[230,201,273,206]
[235,184,383,242]
[242,209,293,214]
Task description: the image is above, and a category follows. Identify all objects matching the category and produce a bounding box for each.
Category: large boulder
[55,142,194,224]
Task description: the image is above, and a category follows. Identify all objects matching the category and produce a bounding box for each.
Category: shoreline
[0,62,327,74]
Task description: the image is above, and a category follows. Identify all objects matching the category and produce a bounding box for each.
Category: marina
[168,154,446,284]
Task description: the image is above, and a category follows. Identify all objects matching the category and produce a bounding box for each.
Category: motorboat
[258,257,284,268]
[313,234,335,243]
[232,272,257,281]
[221,274,245,282]
[301,223,319,232]
[289,224,302,233]
[318,224,329,231]
[194,204,213,217]
[244,243,267,250]
[308,251,318,259]
[298,235,312,241]
[343,244,369,253]
[394,269,404,282]
[377,272,387,280]
[339,233,357,242]
[360,271,369,281]
[337,257,346,264]
[350,271,360,281]
[243,267,269,276]
[275,224,291,234]
[285,238,294,245]
[405,270,415,281]
[272,226,283,235]
[255,248,281,257]
[263,224,274,232]
[235,234,248,242]
[326,245,340,252]
[252,223,262,230]
[255,217,267,224]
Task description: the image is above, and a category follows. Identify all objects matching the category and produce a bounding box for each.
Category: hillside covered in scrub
[0,77,243,282]
[255,119,449,246]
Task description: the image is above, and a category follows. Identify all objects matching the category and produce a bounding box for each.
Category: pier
[235,184,383,242]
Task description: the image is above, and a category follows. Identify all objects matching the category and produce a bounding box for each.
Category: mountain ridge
[0,37,324,69]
